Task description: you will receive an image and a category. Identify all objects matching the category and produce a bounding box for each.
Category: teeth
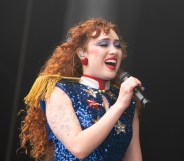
[105,60,116,64]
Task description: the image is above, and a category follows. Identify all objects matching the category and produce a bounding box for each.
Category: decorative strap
[80,74,110,90]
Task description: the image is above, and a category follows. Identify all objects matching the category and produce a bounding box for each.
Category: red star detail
[86,99,100,110]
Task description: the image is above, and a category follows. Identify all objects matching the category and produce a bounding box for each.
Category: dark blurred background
[1,0,184,161]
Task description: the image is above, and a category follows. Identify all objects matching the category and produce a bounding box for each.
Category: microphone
[119,72,150,107]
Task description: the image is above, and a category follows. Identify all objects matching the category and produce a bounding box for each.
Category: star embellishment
[114,120,126,134]
[86,99,101,110]
[84,88,98,98]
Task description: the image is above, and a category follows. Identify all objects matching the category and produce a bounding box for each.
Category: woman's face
[83,29,123,80]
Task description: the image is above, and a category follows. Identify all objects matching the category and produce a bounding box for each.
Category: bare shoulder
[46,86,72,105]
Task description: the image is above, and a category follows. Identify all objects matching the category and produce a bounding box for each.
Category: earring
[79,51,88,66]
[80,57,88,66]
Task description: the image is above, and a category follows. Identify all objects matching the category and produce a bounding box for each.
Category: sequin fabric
[40,80,136,161]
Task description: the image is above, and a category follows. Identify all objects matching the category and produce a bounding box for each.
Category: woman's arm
[123,109,143,161]
[46,86,125,159]
[46,77,141,159]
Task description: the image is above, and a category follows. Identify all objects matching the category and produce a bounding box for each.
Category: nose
[109,45,119,55]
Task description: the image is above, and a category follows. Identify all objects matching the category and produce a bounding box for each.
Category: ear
[76,48,84,59]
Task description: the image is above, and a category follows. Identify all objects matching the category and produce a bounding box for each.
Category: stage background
[0,0,183,161]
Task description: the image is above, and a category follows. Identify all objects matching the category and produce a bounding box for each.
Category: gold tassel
[24,74,80,108]
[24,74,63,108]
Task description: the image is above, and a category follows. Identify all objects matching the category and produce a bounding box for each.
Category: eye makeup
[96,39,110,47]
[113,40,121,49]
[95,38,121,49]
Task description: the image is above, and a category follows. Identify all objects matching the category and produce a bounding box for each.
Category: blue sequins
[40,80,136,161]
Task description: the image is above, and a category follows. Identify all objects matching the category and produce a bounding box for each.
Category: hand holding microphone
[119,72,150,107]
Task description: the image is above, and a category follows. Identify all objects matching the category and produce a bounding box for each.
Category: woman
[19,18,143,161]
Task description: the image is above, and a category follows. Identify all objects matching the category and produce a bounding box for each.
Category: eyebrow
[97,38,120,42]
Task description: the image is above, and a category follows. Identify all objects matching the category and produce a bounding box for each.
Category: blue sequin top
[40,79,136,161]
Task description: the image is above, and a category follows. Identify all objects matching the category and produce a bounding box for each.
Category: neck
[80,74,110,90]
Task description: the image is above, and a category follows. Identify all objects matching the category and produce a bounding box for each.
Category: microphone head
[119,72,130,82]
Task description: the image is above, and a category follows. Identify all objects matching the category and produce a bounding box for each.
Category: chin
[104,73,117,80]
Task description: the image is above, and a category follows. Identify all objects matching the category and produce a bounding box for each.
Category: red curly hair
[19,18,127,161]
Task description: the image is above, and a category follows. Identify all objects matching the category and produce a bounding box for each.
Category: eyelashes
[114,41,121,48]
[96,40,121,49]
[96,41,110,47]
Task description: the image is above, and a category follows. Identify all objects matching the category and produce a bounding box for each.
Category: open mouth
[104,58,117,70]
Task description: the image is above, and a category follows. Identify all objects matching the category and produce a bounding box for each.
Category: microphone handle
[120,72,150,107]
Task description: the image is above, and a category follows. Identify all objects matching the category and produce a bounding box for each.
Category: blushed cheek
[88,47,101,55]
[119,52,123,61]
[87,48,104,64]
[117,53,123,68]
